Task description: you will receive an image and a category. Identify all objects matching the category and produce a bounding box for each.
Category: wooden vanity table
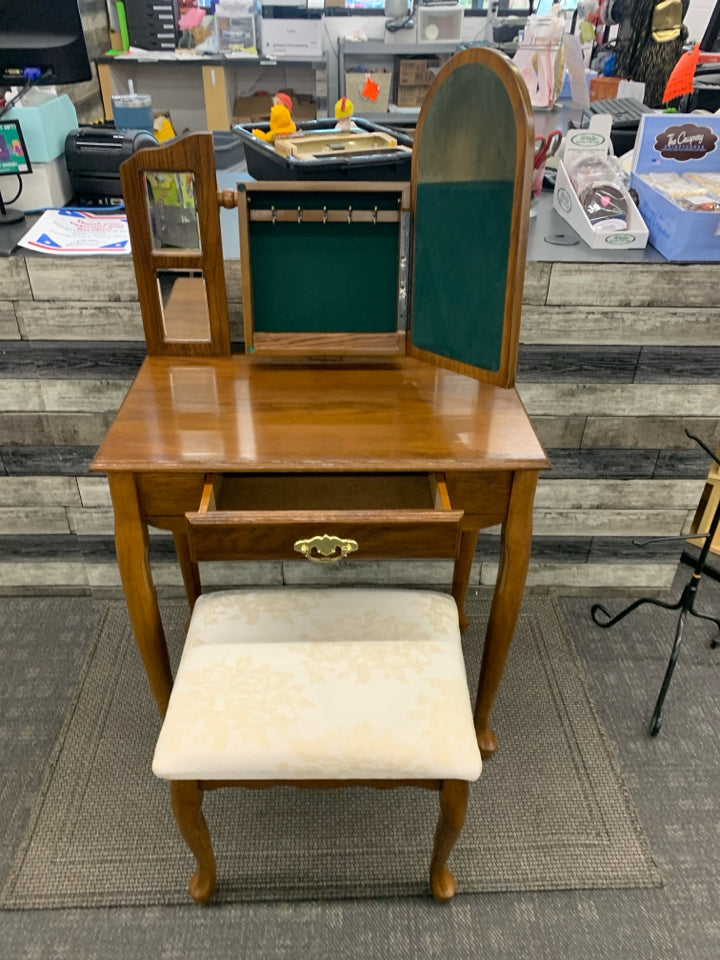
[92,48,549,759]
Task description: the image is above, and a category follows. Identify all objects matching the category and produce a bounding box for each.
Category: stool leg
[173,530,202,616]
[170,780,217,904]
[452,523,480,634]
[430,779,469,902]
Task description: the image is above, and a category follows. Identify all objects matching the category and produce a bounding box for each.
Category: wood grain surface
[92,355,549,474]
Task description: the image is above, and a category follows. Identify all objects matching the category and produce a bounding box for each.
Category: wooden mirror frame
[120,133,231,357]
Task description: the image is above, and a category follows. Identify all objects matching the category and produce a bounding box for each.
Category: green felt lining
[410,57,519,372]
[411,181,513,372]
[248,189,403,335]
[250,221,399,334]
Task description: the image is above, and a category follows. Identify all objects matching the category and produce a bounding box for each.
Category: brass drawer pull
[293,534,359,563]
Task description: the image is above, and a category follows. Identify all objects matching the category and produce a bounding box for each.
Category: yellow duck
[334,96,355,132]
[252,93,296,143]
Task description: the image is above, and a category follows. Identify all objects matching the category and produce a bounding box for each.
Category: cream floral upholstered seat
[153,588,482,904]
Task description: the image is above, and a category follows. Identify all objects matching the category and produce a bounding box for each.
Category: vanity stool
[153,587,482,903]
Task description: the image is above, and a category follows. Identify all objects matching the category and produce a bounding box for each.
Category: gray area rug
[0,596,660,909]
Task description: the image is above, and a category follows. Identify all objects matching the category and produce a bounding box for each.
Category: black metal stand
[590,431,720,737]
[0,173,26,226]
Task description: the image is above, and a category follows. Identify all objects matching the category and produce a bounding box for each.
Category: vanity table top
[92,354,549,475]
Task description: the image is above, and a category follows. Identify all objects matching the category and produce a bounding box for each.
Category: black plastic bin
[213,130,245,170]
[234,118,414,181]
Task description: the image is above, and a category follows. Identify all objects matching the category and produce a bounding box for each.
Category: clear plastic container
[417,6,464,43]
[215,13,257,54]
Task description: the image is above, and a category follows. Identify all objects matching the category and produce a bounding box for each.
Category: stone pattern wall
[1,256,718,595]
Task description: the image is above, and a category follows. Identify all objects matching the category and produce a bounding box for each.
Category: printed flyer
[18,209,130,255]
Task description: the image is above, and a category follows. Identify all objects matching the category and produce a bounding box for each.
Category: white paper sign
[18,209,131,256]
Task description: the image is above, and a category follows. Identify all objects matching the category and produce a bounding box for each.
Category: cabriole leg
[430,779,469,902]
[170,780,217,904]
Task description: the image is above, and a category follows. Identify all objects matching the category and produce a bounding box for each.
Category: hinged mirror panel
[409,48,534,388]
[120,134,231,357]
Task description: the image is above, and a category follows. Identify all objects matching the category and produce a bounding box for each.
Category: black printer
[65,127,158,203]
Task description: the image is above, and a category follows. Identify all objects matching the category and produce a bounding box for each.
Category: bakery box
[630,113,720,262]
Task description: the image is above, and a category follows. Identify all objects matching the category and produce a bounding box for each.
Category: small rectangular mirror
[145,171,201,251]
[158,270,211,342]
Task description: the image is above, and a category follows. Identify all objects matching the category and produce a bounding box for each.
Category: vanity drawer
[186,473,463,563]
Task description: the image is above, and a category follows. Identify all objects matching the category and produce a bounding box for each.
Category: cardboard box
[345,71,392,114]
[232,93,273,124]
[589,76,620,102]
[232,91,315,125]
[291,93,317,122]
[396,85,429,109]
[397,57,440,86]
[553,117,649,250]
[232,92,315,125]
[589,76,646,102]
[630,113,720,261]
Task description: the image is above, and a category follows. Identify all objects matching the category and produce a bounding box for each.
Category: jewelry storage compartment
[185,472,463,563]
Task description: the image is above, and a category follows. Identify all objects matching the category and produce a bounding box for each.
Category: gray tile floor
[1,564,719,960]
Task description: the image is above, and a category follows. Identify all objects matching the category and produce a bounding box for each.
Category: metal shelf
[98,54,328,66]
[98,53,329,131]
[337,37,462,113]
[338,39,461,58]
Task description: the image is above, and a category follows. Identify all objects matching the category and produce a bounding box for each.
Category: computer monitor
[0,0,92,86]
[0,119,32,225]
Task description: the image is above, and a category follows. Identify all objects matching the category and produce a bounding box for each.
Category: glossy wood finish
[96,353,548,756]
[93,356,548,474]
[170,774,462,904]
[251,332,406,356]
[170,780,217,904]
[173,529,201,612]
[475,469,540,758]
[430,779,469,902]
[120,134,231,357]
[186,470,462,561]
[108,472,173,716]
[445,472,513,525]
[135,473,207,519]
[187,508,463,562]
[452,520,483,634]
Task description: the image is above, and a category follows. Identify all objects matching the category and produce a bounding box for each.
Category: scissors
[534,129,563,170]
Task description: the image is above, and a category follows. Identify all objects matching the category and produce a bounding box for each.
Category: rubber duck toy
[252,92,296,143]
[334,96,355,132]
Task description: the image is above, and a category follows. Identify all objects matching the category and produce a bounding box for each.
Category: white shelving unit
[338,39,463,119]
[97,53,328,131]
